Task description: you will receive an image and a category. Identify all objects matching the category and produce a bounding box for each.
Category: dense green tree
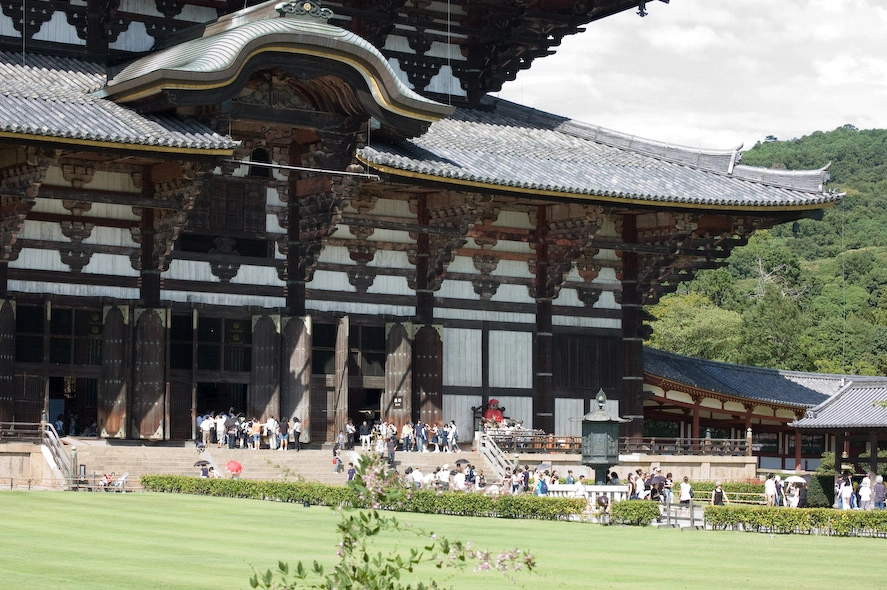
[646,293,742,362]
[736,283,812,371]
[647,126,887,376]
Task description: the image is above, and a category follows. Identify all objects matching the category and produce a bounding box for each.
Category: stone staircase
[68,438,491,491]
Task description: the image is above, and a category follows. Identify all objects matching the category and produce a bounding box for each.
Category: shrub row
[610,500,661,526]
[704,505,887,536]
[140,475,587,520]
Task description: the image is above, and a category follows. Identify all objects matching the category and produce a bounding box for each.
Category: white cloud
[495,0,887,152]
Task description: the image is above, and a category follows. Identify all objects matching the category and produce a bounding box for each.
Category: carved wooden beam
[0,150,53,262]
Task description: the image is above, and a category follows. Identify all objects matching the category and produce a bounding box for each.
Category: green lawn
[0,491,878,589]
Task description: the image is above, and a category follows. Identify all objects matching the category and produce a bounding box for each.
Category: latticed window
[196,317,251,372]
[48,308,102,365]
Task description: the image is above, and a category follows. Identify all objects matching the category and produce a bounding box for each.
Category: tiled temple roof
[359,97,842,210]
[0,52,238,153]
[644,347,862,408]
[794,379,887,429]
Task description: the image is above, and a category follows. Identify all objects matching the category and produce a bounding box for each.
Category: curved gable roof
[98,3,452,137]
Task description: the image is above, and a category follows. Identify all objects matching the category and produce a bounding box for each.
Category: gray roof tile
[794,380,887,429]
[359,97,842,209]
[644,347,853,408]
[0,52,238,152]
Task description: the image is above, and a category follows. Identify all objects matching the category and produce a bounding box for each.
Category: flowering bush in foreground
[249,454,535,590]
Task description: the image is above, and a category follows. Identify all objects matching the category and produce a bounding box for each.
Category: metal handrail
[41,422,73,484]
[476,432,512,481]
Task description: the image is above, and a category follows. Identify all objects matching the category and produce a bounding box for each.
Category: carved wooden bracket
[0,150,53,262]
[209,236,240,283]
[408,192,493,291]
[59,219,95,272]
[347,240,377,293]
[61,162,95,189]
[528,204,603,300]
[471,253,501,300]
[129,164,203,272]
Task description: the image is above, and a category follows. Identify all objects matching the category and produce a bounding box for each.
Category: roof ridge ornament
[276,0,334,20]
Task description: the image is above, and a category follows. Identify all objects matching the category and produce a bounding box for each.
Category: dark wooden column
[332,316,349,440]
[869,431,879,475]
[251,314,281,421]
[384,322,412,425]
[280,315,311,426]
[131,308,166,440]
[139,167,161,307]
[98,305,129,438]
[533,206,554,434]
[413,195,443,425]
[794,429,803,471]
[620,214,645,438]
[286,142,306,317]
[0,300,14,422]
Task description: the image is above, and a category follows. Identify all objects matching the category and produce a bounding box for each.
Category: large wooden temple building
[0,0,842,443]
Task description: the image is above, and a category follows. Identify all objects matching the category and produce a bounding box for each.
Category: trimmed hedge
[704,505,887,536]
[610,500,660,526]
[140,475,587,520]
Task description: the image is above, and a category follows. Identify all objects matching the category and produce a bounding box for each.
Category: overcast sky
[495,0,887,152]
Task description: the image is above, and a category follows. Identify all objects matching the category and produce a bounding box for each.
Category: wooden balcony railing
[619,437,750,456]
[481,430,750,457]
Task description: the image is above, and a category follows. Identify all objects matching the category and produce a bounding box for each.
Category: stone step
[68,438,493,490]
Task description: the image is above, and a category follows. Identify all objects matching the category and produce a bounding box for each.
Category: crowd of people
[835,471,886,510]
[195,409,304,451]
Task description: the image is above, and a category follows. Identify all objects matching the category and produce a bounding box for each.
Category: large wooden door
[131,308,166,440]
[12,374,42,423]
[99,305,128,438]
[413,325,442,427]
[383,322,412,424]
[249,314,280,421]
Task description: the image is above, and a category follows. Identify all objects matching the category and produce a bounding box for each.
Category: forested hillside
[645,125,887,375]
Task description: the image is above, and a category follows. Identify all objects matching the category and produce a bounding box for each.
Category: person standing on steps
[292,417,302,452]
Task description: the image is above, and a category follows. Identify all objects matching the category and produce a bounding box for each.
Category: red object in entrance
[226,460,243,476]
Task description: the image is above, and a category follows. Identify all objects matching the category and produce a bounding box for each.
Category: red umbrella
[226,460,243,476]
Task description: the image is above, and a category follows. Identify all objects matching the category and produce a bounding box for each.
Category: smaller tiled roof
[0,52,238,153]
[359,97,842,210]
[644,347,854,408]
[794,379,887,429]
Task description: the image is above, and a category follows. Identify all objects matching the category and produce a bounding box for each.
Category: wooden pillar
[870,432,879,475]
[620,214,645,438]
[532,206,554,434]
[0,262,7,298]
[332,316,349,441]
[0,300,15,422]
[834,431,846,472]
[251,314,281,421]
[413,196,443,425]
[383,322,412,424]
[280,315,310,428]
[794,429,803,471]
[691,396,701,450]
[286,143,306,317]
[139,167,161,307]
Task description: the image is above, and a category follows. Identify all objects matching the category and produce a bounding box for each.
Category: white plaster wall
[555,398,584,436]
[489,330,532,389]
[442,394,482,438]
[443,327,481,387]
